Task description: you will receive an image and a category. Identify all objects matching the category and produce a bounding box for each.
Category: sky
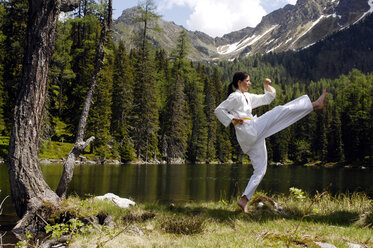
[112,0,297,38]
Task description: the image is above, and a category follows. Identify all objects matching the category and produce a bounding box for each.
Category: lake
[1,163,373,228]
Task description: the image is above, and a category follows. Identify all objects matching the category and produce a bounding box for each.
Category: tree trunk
[56,0,112,198]
[7,0,81,231]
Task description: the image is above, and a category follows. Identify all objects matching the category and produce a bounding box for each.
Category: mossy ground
[53,192,373,248]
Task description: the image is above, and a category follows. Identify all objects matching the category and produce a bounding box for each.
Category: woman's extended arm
[250,78,276,109]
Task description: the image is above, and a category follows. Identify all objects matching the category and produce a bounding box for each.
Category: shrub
[160,215,204,235]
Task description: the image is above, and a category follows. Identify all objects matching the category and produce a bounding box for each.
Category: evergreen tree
[130,0,161,161]
[327,104,344,162]
[48,19,76,141]
[340,70,371,162]
[317,111,329,161]
[185,66,207,162]
[161,30,189,163]
[82,0,115,158]
[0,3,6,134]
[87,40,114,158]
[155,49,170,110]
[131,47,159,161]
[269,128,290,162]
[368,82,373,164]
[162,72,187,162]
[201,66,217,162]
[1,0,28,135]
[67,2,100,134]
[214,69,232,162]
[111,41,135,162]
[134,0,161,58]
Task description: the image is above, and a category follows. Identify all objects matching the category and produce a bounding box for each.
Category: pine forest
[0,0,372,166]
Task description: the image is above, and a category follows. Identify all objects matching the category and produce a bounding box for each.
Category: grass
[46,192,373,248]
[39,140,75,160]
[0,137,75,160]
[0,138,116,161]
[38,140,108,160]
[0,136,9,158]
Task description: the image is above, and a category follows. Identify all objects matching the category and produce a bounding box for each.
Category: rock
[128,225,144,236]
[145,159,160,164]
[347,243,364,248]
[314,242,337,248]
[40,159,52,164]
[103,215,115,227]
[84,216,99,225]
[85,160,97,165]
[106,159,121,165]
[50,158,64,164]
[169,158,184,164]
[79,155,87,162]
[95,193,136,208]
[96,157,106,164]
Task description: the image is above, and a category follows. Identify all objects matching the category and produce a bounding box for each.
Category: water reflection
[1,163,372,217]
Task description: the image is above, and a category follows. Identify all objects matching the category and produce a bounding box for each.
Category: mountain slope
[113,7,217,61]
[217,0,373,59]
[260,11,373,82]
[113,0,373,61]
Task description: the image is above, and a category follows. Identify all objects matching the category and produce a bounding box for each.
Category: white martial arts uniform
[214,87,313,200]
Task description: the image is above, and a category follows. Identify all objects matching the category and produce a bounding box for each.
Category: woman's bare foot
[312,89,327,110]
[237,195,250,213]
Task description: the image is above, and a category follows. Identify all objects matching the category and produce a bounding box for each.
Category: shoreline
[0,156,370,169]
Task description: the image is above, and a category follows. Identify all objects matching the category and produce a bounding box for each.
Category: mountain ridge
[113,0,373,61]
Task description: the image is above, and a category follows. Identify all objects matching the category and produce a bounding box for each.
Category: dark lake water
[1,163,373,230]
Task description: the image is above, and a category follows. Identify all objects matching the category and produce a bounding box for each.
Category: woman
[214,71,327,213]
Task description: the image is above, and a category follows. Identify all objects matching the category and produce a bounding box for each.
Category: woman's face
[238,76,251,92]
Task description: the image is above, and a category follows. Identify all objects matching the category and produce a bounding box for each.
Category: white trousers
[242,95,313,200]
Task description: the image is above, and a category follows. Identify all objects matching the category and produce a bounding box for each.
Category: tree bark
[56,0,112,198]
[7,0,81,231]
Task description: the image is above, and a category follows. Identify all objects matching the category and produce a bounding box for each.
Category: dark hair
[227,71,249,96]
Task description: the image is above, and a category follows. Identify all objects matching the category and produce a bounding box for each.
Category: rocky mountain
[113,0,373,61]
[114,7,217,61]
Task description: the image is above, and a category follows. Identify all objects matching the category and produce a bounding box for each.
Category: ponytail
[227,82,235,96]
[227,71,249,96]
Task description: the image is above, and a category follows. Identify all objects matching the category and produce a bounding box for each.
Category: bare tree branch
[56,0,112,198]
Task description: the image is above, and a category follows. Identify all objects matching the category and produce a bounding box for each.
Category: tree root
[13,196,59,233]
[39,235,71,248]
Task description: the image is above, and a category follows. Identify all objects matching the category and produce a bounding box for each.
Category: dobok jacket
[214,86,276,153]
